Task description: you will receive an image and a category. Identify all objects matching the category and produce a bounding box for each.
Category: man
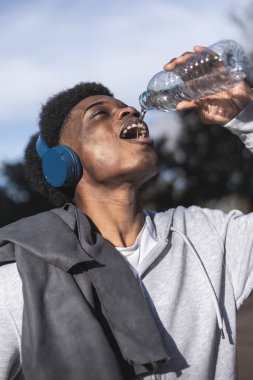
[0,51,253,379]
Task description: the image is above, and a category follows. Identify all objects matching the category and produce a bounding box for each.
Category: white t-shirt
[116,215,158,276]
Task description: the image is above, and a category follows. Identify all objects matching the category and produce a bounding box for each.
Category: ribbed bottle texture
[139,40,248,112]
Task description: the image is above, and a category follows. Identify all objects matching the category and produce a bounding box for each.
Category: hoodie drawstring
[170,226,225,340]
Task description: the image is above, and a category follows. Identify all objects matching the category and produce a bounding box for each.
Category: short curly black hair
[24,82,113,207]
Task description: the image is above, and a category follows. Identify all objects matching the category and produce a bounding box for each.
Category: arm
[164,47,253,308]
[200,206,253,309]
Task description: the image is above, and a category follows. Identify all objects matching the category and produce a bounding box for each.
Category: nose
[116,106,139,120]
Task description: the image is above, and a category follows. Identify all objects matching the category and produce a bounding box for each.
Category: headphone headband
[36,135,49,159]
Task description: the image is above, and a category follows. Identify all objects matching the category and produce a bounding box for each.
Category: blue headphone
[36,135,83,187]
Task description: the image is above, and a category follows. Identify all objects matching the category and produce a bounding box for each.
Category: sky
[0,0,252,163]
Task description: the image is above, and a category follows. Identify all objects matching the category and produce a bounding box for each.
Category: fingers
[193,45,205,53]
[164,52,194,71]
[176,100,198,111]
[164,45,208,71]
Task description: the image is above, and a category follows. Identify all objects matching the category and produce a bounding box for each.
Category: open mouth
[120,121,150,139]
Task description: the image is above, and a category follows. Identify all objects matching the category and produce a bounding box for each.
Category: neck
[74,181,145,247]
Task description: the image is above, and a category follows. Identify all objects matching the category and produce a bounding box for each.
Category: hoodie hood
[141,208,224,339]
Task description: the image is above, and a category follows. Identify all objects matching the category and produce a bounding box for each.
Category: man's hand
[164,46,253,125]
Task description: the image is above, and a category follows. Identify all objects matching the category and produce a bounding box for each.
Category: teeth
[126,124,137,130]
[120,121,149,139]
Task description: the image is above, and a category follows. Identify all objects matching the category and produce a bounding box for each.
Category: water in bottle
[139,40,248,117]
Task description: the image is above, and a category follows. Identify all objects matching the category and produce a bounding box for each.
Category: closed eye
[90,110,108,119]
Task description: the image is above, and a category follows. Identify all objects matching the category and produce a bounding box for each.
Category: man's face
[61,95,158,187]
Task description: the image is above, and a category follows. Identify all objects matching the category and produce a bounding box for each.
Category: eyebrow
[83,100,128,116]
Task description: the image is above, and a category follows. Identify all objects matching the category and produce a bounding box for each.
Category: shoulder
[0,209,57,233]
[0,207,76,238]
[0,208,75,254]
[145,205,226,226]
[146,205,243,241]
[170,204,242,225]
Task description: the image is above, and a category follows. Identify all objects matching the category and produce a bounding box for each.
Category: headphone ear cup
[62,145,83,186]
[41,145,82,187]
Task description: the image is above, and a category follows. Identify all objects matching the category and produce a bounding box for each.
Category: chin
[135,163,158,187]
[139,173,158,191]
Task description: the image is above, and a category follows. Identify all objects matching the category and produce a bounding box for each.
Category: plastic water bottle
[139,40,248,116]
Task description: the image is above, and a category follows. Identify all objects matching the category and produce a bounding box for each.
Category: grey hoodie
[1,100,253,380]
